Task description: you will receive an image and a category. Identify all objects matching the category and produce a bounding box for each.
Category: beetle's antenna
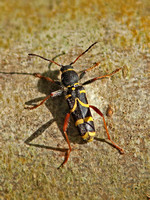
[28,53,63,67]
[70,42,98,65]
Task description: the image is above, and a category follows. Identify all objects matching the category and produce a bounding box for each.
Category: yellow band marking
[70,98,89,113]
[70,98,77,113]
[62,69,74,73]
[78,98,89,108]
[75,116,93,126]
[75,119,84,126]
[84,116,93,122]
[65,94,72,99]
[87,137,94,142]
[82,132,89,139]
[74,83,79,86]
[80,90,86,94]
[88,132,96,137]
[82,132,96,140]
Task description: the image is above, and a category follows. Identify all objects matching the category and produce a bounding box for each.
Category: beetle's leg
[79,62,100,80]
[58,112,72,168]
[34,73,61,85]
[82,68,122,85]
[89,105,124,154]
[25,94,52,110]
[25,90,63,110]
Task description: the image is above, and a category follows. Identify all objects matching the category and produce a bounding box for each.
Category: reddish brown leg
[25,72,62,110]
[79,62,100,80]
[59,113,72,168]
[34,73,56,84]
[84,62,100,73]
[89,105,124,154]
[83,68,122,85]
[25,89,63,110]
[25,94,53,110]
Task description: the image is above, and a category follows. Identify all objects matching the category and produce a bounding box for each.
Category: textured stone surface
[0,1,149,199]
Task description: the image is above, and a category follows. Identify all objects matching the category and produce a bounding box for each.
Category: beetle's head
[61,65,79,87]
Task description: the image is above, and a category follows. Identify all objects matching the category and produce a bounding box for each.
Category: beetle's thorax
[61,65,79,87]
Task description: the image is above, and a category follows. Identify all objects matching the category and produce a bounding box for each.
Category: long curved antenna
[28,53,62,67]
[70,41,98,65]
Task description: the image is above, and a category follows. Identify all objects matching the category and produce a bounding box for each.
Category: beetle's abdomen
[66,85,96,142]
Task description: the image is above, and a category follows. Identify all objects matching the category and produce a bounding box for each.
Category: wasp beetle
[26,42,124,167]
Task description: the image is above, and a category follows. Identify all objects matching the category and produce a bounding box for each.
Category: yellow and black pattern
[66,85,96,142]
